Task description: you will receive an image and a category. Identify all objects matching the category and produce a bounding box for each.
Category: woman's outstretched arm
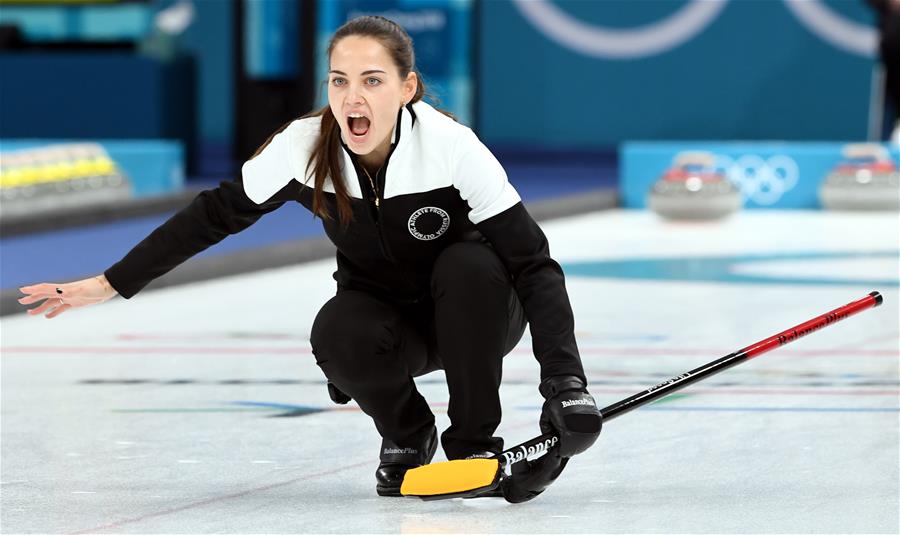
[18,173,301,317]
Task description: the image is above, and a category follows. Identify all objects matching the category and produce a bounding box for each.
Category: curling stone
[648,152,742,220]
[819,144,899,211]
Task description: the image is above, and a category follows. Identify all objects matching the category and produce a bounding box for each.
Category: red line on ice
[67,460,371,535]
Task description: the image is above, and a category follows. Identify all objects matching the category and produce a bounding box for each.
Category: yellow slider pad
[400,458,500,496]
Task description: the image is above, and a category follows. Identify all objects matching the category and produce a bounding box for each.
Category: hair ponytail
[306,105,353,224]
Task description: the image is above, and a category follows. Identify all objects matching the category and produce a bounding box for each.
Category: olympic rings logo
[712,154,800,206]
[511,0,876,59]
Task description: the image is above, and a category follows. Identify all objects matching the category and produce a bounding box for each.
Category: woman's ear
[402,71,418,105]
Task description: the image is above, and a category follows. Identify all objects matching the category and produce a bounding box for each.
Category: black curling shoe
[375,426,438,497]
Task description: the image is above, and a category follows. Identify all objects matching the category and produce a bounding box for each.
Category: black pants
[310,241,527,460]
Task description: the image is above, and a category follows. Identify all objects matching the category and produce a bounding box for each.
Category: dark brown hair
[252,15,427,227]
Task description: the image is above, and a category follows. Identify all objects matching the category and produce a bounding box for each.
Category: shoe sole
[376,484,402,497]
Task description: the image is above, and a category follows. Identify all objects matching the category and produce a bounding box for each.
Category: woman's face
[328,35,417,165]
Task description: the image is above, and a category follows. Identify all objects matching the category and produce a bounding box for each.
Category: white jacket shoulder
[241,116,321,204]
[410,101,468,143]
[422,106,519,224]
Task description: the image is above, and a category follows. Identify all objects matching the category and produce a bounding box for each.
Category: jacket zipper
[350,109,405,264]
[354,153,397,264]
[373,164,397,262]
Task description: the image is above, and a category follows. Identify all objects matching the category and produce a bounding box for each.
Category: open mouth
[347,114,371,141]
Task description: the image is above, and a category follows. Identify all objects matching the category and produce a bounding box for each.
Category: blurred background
[1,0,898,314]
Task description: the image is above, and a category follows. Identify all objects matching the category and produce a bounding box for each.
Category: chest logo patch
[408,207,450,241]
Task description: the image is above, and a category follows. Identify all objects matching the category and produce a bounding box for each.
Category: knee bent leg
[431,242,509,297]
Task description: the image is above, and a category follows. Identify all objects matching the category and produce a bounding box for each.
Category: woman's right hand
[18,275,118,319]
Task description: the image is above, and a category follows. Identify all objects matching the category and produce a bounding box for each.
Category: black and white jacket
[104,101,585,381]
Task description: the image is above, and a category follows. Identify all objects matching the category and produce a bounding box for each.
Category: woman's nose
[346,85,364,104]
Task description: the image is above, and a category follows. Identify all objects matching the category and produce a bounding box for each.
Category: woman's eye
[331,78,346,87]
[366,77,381,86]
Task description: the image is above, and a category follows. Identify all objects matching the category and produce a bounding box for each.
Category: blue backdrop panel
[316,0,473,126]
[1,1,233,153]
[479,0,878,147]
[0,3,151,41]
[621,141,900,209]
[1,139,183,198]
[0,53,195,161]
[244,0,300,80]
